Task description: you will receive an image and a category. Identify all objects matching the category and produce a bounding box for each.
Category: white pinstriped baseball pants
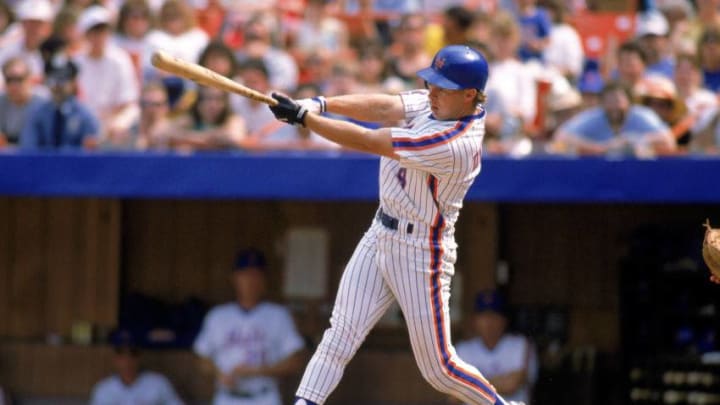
[295,218,497,405]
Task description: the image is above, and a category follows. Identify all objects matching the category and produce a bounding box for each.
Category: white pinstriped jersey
[295,90,498,405]
[382,90,485,235]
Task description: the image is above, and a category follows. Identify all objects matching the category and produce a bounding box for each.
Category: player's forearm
[325,93,404,123]
[304,113,395,157]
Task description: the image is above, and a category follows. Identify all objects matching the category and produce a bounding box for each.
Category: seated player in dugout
[193,248,307,405]
[453,290,539,405]
[89,329,184,405]
[268,45,524,405]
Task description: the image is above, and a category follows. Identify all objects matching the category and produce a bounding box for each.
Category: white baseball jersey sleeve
[382,89,485,233]
[89,371,184,405]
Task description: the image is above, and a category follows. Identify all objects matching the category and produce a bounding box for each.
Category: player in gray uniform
[269,45,521,405]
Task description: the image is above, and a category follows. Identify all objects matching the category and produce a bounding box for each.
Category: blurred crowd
[2,0,720,156]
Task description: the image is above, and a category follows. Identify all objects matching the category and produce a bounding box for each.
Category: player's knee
[317,313,363,364]
[417,361,454,392]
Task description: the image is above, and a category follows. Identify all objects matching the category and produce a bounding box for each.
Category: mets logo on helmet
[434,57,446,69]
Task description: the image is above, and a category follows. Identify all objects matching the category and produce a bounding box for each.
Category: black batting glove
[269,92,308,127]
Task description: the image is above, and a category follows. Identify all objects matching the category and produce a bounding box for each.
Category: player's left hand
[269,92,308,127]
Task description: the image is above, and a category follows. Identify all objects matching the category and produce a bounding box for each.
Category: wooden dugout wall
[1,198,717,403]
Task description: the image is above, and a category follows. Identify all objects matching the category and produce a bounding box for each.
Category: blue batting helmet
[417,45,489,91]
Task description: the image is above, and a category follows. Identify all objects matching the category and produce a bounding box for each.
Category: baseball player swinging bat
[150,50,278,106]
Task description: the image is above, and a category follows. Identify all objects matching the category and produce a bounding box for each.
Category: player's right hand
[269,93,308,127]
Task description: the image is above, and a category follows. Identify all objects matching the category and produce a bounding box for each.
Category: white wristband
[312,96,327,113]
[296,97,324,114]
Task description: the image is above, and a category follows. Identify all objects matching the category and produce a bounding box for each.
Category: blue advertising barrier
[1,150,720,203]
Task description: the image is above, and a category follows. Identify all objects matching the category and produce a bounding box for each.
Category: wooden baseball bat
[150,50,278,106]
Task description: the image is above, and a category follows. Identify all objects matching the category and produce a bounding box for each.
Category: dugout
[1,152,720,404]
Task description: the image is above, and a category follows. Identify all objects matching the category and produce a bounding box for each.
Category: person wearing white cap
[75,4,140,146]
[0,0,54,89]
[635,9,675,79]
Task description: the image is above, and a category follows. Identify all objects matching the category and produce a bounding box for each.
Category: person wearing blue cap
[90,329,183,405]
[454,290,539,404]
[193,248,306,405]
[267,45,523,405]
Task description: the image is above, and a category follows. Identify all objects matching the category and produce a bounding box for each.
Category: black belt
[377,208,414,234]
[227,387,270,398]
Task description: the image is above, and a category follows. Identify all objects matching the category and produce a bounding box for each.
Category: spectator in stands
[167,85,246,151]
[698,25,720,92]
[216,0,279,51]
[442,6,476,46]
[236,11,298,93]
[52,6,83,57]
[551,81,675,156]
[146,0,208,66]
[466,10,493,48]
[194,0,226,39]
[513,0,552,63]
[107,81,173,150]
[577,59,604,108]
[541,0,584,81]
[545,87,583,141]
[0,57,47,148]
[113,0,155,81]
[635,10,675,78]
[658,0,696,55]
[634,74,693,146]
[20,58,99,150]
[193,248,306,405]
[386,13,432,91]
[231,58,279,140]
[90,329,184,405]
[197,41,238,79]
[356,43,392,94]
[144,0,208,111]
[484,11,537,134]
[483,85,522,154]
[325,63,361,97]
[675,51,718,125]
[615,41,649,89]
[299,51,333,92]
[75,5,140,141]
[684,0,720,45]
[289,0,349,64]
[0,3,22,51]
[687,104,720,154]
[0,0,54,89]
[453,290,538,404]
